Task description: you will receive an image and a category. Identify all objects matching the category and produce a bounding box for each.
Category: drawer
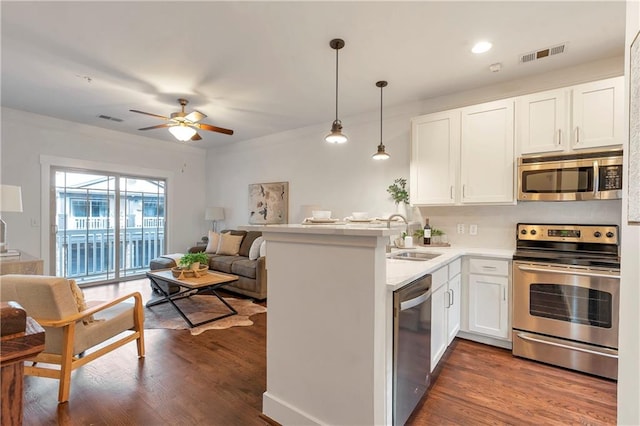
[431,266,448,290]
[448,258,461,278]
[469,258,509,276]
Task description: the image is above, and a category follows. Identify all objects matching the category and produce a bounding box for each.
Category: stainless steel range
[512,223,620,380]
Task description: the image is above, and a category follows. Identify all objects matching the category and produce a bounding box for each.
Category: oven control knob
[606,231,614,238]
[520,229,527,235]
[530,229,537,235]
[594,231,602,238]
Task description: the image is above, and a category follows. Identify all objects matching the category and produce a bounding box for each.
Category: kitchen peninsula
[243,223,512,425]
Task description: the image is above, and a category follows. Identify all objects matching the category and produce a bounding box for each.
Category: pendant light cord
[335,47,339,122]
[380,84,383,143]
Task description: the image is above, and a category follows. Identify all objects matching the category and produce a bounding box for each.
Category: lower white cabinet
[467,258,510,339]
[431,259,462,372]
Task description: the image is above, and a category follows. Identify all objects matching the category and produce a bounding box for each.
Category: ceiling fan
[130,98,234,141]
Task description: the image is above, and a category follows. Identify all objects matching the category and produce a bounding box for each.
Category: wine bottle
[423,219,432,245]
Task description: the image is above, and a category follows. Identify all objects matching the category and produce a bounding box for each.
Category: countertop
[386,246,513,291]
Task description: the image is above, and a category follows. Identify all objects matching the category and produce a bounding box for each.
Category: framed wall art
[248,181,289,225]
[629,30,640,223]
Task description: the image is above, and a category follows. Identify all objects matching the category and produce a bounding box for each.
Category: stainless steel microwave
[518,150,623,201]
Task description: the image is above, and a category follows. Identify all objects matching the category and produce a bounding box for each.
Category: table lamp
[1,185,23,253]
[205,207,224,232]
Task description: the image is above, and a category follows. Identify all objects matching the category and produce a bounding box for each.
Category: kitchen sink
[389,251,442,261]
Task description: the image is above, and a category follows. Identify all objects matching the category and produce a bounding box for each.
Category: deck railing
[56,226,165,282]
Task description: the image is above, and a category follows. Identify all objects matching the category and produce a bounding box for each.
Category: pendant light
[372,80,390,160]
[325,38,348,144]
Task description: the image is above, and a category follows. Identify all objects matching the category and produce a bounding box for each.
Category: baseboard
[457,331,513,350]
[262,392,323,426]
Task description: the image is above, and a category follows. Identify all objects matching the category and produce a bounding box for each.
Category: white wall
[618,1,640,423]
[0,107,208,272]
[207,56,624,247]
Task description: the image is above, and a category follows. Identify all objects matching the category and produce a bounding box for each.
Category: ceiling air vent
[519,43,566,64]
[98,114,123,122]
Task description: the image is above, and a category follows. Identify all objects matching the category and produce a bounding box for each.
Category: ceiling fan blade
[130,109,170,120]
[197,123,234,135]
[185,110,206,123]
[138,123,172,131]
[191,132,202,141]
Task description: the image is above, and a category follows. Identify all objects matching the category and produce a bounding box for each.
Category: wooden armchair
[0,274,145,403]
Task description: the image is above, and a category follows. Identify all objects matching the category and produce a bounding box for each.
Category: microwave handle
[593,160,599,197]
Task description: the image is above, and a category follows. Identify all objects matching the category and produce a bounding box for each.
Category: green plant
[432,228,444,236]
[179,252,209,269]
[387,178,409,204]
[413,229,424,239]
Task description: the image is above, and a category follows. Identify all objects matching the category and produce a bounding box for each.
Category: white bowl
[312,210,331,219]
[352,212,369,220]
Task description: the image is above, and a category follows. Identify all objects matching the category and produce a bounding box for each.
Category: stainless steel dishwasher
[393,274,432,426]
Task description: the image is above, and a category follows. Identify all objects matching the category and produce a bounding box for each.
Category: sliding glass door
[52,168,166,285]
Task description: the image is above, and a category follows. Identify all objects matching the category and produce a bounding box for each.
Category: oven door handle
[515,332,618,359]
[516,264,620,279]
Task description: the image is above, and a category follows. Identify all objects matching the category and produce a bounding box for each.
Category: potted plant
[178,252,209,271]
[387,178,409,217]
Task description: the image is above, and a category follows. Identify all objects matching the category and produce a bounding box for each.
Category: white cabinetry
[516,76,623,155]
[571,77,624,150]
[431,258,462,372]
[410,111,459,205]
[467,258,511,340]
[411,99,515,206]
[517,88,568,154]
[460,99,515,204]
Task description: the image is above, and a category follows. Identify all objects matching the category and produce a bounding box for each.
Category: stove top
[514,223,620,269]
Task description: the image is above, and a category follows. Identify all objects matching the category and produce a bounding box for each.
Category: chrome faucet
[386,214,409,253]
[386,214,408,230]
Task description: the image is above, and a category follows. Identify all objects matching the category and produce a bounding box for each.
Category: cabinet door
[430,283,448,371]
[571,76,624,150]
[517,88,568,154]
[446,274,461,345]
[410,111,460,205]
[460,99,515,204]
[468,274,509,339]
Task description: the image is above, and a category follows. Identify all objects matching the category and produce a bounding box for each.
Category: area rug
[144,295,266,335]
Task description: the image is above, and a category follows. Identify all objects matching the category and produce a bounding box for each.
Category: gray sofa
[187,230,267,300]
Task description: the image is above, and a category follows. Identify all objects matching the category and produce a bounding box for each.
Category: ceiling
[1,1,626,149]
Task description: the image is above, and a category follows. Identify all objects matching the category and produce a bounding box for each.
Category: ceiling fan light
[372,143,390,160]
[169,123,197,141]
[325,120,348,144]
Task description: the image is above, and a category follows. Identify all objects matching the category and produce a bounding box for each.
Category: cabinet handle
[482,265,497,270]
[576,126,580,144]
[450,186,454,200]
[462,185,466,198]
[558,129,562,145]
[445,290,451,308]
[503,287,506,301]
[450,288,454,307]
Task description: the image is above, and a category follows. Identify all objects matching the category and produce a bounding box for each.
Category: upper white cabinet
[410,111,459,205]
[517,76,623,155]
[460,99,515,204]
[411,99,515,206]
[517,88,568,154]
[571,77,624,150]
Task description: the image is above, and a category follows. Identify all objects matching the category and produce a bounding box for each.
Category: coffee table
[146,269,240,328]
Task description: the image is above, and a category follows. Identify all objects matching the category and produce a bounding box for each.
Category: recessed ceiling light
[472,41,492,54]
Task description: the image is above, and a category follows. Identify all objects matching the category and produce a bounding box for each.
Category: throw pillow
[216,232,244,256]
[249,236,264,260]
[205,230,220,253]
[68,279,96,324]
[259,240,266,257]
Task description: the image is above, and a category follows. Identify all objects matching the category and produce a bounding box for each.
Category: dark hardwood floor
[22,279,616,425]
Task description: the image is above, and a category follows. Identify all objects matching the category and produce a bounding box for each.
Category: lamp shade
[169,123,197,141]
[205,207,225,221]
[1,185,23,212]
